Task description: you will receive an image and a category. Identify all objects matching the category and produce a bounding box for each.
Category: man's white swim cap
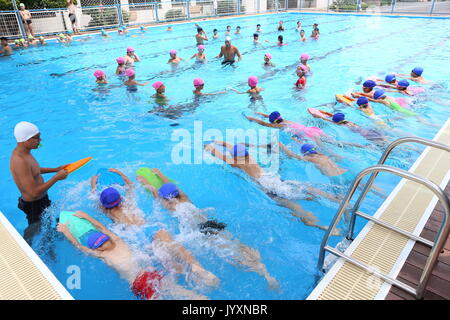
[225,36,231,42]
[19,3,25,7]
[14,121,39,143]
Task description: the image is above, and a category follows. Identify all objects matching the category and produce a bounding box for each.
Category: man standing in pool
[10,122,69,244]
[215,37,242,65]
[0,37,12,56]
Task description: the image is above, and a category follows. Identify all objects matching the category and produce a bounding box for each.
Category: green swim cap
[39,36,44,40]
[28,35,33,39]
[14,39,20,44]
[19,38,25,42]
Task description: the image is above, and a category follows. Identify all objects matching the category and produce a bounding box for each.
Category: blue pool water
[1,13,449,300]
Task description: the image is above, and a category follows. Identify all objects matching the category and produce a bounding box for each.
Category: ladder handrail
[347,137,450,240]
[317,164,450,299]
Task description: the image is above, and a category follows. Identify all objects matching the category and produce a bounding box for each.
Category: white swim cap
[14,121,39,143]
[19,3,25,7]
[225,36,231,42]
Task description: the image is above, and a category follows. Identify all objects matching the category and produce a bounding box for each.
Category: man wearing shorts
[10,121,68,243]
[19,3,34,37]
[67,0,79,34]
[215,37,242,65]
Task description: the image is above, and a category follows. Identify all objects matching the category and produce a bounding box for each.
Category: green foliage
[0,0,13,10]
[329,0,368,11]
[164,8,186,20]
[217,0,237,14]
[87,7,118,27]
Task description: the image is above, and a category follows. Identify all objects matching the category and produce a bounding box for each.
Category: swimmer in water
[57,210,214,300]
[0,37,12,56]
[65,30,73,42]
[215,37,242,65]
[351,80,377,99]
[94,70,107,84]
[123,69,148,88]
[101,29,108,37]
[299,29,307,42]
[152,81,167,102]
[168,49,183,64]
[311,27,320,40]
[189,45,207,63]
[204,142,342,234]
[124,47,140,68]
[195,27,208,46]
[137,168,280,290]
[298,53,310,73]
[263,53,274,67]
[230,76,263,95]
[277,21,284,31]
[38,36,46,45]
[396,67,430,84]
[192,78,226,96]
[296,21,302,32]
[235,26,241,34]
[212,29,219,39]
[225,25,231,35]
[256,24,262,33]
[27,35,38,46]
[58,33,67,43]
[277,35,287,46]
[115,57,126,76]
[295,65,307,89]
[167,26,172,31]
[246,111,365,149]
[253,33,260,44]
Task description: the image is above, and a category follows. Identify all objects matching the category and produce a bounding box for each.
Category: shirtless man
[215,37,242,65]
[67,0,79,33]
[19,3,34,37]
[57,210,215,300]
[10,122,68,243]
[0,37,12,56]
[137,168,279,289]
[195,27,208,46]
[204,141,342,233]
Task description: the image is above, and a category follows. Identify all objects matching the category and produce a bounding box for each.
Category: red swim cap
[132,271,163,300]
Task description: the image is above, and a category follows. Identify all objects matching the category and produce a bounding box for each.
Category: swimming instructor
[10,121,68,243]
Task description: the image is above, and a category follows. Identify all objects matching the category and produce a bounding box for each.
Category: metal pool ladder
[317,137,450,299]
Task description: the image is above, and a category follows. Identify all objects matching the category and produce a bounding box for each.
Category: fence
[0,0,448,38]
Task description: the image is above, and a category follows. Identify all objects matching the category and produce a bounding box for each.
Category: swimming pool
[1,12,449,300]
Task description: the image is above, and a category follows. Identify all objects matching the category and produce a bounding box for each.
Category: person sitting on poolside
[212,29,219,39]
[57,210,215,300]
[123,69,148,90]
[168,49,183,64]
[190,45,207,63]
[230,76,263,95]
[124,47,140,68]
[277,21,284,31]
[0,37,12,56]
[351,80,377,99]
[136,168,280,290]
[192,78,226,96]
[204,142,342,234]
[396,67,430,84]
[215,37,242,65]
[195,27,208,46]
[94,70,107,84]
[263,53,274,67]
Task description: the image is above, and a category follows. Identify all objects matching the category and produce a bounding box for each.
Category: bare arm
[40,164,69,174]
[91,174,98,193]
[278,142,304,161]
[204,143,234,165]
[235,47,242,61]
[136,176,159,198]
[57,222,98,256]
[73,211,112,237]
[246,117,281,128]
[215,47,224,58]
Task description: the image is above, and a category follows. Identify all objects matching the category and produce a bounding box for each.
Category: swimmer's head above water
[169,49,177,58]
[373,89,386,100]
[152,81,165,93]
[332,113,346,124]
[193,77,204,89]
[100,187,122,209]
[86,231,111,251]
[397,79,410,90]
[385,74,396,83]
[225,36,231,46]
[269,111,283,124]
[301,144,318,155]
[197,44,205,52]
[125,68,135,78]
[116,56,125,65]
[300,53,309,62]
[93,69,105,79]
[158,182,179,199]
[411,67,423,77]
[356,96,369,107]
[248,76,258,88]
[362,80,376,92]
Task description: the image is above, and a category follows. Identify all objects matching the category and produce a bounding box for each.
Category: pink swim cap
[300,53,310,61]
[116,57,125,64]
[169,49,177,55]
[94,70,105,78]
[265,53,272,59]
[248,76,258,87]
[193,78,204,87]
[197,45,205,50]
[127,46,135,52]
[152,81,163,89]
[125,68,135,77]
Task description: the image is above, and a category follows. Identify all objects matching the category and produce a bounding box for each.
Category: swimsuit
[295,77,306,88]
[222,59,235,65]
[69,13,76,23]
[284,122,325,139]
[132,270,163,300]
[386,99,417,116]
[18,194,51,225]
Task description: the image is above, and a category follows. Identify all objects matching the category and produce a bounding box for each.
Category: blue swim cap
[363,80,377,88]
[269,111,282,123]
[385,74,396,83]
[412,67,423,76]
[231,144,249,157]
[373,89,386,100]
[301,144,317,155]
[356,96,369,105]
[332,113,346,123]
[67,30,73,35]
[158,183,179,199]
[397,80,410,88]
[87,231,110,249]
[100,187,122,208]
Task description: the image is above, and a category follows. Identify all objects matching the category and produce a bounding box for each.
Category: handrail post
[390,0,396,14]
[155,1,159,21]
[116,0,124,26]
[429,0,436,15]
[11,0,26,38]
[187,0,191,19]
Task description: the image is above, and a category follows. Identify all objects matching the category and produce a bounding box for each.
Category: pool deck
[385,182,450,300]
